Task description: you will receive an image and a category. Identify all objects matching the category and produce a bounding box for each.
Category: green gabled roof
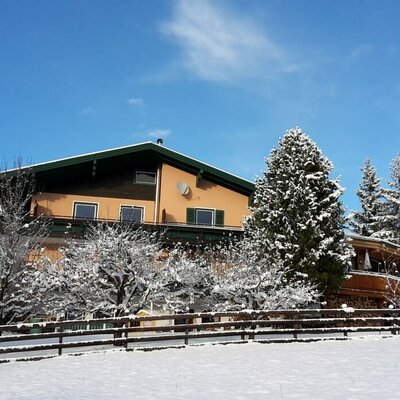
[27,142,255,195]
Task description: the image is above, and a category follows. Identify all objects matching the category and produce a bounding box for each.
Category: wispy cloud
[127,97,144,106]
[160,0,289,84]
[348,44,373,60]
[147,129,171,139]
[133,128,172,141]
[79,107,96,116]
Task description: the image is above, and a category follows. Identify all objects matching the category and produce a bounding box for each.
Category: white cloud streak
[79,107,96,116]
[147,129,171,139]
[127,97,144,106]
[348,44,373,60]
[160,0,286,83]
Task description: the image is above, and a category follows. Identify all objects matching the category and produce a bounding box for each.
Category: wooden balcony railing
[339,270,400,298]
[31,215,244,242]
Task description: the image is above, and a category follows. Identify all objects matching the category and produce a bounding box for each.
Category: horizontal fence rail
[1,308,400,362]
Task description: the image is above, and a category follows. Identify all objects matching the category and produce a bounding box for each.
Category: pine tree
[350,159,383,236]
[244,127,352,290]
[378,155,400,244]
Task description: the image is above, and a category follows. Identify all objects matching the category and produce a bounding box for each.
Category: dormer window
[135,171,156,185]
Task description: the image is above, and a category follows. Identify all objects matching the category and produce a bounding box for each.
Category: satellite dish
[176,181,190,196]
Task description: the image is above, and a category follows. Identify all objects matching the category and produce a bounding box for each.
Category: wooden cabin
[331,235,400,308]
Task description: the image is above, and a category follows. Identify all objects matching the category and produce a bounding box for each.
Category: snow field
[1,336,400,399]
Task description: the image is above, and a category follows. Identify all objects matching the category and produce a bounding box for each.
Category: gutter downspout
[154,163,161,224]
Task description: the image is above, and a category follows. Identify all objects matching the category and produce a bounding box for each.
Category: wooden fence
[1,308,400,362]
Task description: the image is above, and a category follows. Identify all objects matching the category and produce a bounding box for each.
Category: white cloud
[127,97,144,106]
[348,44,373,60]
[147,129,171,139]
[79,107,96,116]
[160,0,285,83]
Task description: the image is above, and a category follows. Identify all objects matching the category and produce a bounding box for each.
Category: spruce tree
[378,155,400,244]
[244,127,352,290]
[350,159,383,237]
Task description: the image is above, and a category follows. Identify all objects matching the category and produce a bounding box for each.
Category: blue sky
[1,0,399,212]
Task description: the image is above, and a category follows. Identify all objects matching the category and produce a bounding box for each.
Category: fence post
[240,323,245,341]
[184,318,190,345]
[249,321,255,340]
[58,326,63,356]
[344,331,348,337]
[124,323,129,349]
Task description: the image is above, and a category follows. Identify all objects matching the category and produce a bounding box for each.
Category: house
[27,141,254,258]
[17,140,400,308]
[329,234,400,308]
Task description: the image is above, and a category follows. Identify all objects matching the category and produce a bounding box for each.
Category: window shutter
[186,208,196,224]
[215,210,224,226]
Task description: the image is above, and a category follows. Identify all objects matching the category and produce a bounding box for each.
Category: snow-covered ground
[1,337,400,399]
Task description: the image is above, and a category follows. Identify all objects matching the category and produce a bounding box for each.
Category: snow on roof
[348,233,400,250]
[6,141,254,189]
[8,141,153,171]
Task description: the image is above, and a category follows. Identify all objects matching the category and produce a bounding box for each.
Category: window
[135,171,156,185]
[73,202,97,220]
[196,209,214,225]
[120,206,144,223]
[186,208,224,226]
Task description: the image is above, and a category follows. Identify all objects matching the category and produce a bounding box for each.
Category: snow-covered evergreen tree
[350,159,383,236]
[39,223,163,318]
[0,167,49,325]
[377,155,400,244]
[212,238,317,311]
[245,127,352,290]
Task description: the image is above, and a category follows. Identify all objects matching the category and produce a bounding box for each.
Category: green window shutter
[248,193,255,207]
[186,208,196,224]
[215,210,224,226]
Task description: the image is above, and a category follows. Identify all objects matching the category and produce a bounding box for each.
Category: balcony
[39,215,244,244]
[339,270,400,299]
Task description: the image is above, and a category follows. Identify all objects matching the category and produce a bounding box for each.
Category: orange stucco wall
[28,242,63,262]
[31,192,155,222]
[158,163,250,227]
[31,163,251,227]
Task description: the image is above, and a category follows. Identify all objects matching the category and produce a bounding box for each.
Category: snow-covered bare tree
[211,238,318,311]
[377,155,400,244]
[30,251,107,319]
[350,159,383,236]
[38,223,163,318]
[383,266,400,308]
[245,127,352,291]
[0,167,49,325]
[155,244,216,313]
